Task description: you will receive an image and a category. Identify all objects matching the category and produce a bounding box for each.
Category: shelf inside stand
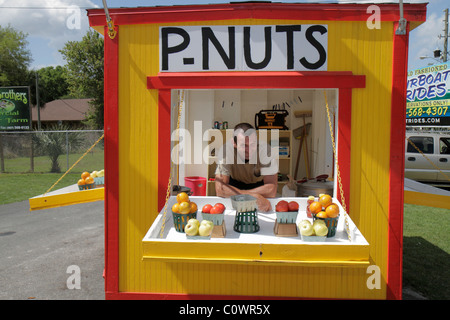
[142,196,370,267]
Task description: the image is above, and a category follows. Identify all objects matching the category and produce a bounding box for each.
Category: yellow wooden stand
[29,184,104,211]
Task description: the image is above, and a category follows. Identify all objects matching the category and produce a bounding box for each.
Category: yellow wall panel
[117,19,393,299]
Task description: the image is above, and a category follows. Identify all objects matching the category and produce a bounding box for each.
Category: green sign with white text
[0,87,31,131]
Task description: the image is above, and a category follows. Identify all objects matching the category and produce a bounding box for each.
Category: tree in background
[27,66,70,107]
[0,25,32,87]
[33,124,84,173]
[60,30,104,129]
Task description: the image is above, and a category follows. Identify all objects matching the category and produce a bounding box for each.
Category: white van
[405,132,450,185]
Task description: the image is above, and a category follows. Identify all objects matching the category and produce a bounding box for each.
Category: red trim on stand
[87,3,427,27]
[337,89,352,211]
[103,27,120,296]
[158,90,172,211]
[148,72,365,90]
[387,23,410,300]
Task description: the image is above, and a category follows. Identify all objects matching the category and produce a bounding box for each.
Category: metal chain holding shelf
[323,91,351,241]
[159,90,184,238]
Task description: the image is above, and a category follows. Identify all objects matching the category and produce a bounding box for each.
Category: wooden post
[0,133,4,172]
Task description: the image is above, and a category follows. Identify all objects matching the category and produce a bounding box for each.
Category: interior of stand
[171,88,338,194]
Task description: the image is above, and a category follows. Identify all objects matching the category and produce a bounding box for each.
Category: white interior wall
[289,90,313,180]
[241,90,268,126]
[310,89,336,179]
[183,90,214,181]
[214,90,241,129]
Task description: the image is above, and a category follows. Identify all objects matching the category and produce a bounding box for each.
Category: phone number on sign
[407,106,449,118]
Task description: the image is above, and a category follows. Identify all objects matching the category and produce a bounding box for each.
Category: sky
[0,0,448,71]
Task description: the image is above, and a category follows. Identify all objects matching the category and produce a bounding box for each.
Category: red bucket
[184,176,207,196]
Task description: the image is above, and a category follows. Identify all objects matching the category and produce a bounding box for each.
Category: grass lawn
[1,149,103,174]
[0,173,82,205]
[403,203,450,300]
[0,173,448,300]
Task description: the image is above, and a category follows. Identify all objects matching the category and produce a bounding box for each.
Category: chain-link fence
[0,130,104,174]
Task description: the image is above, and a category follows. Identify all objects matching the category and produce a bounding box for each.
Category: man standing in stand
[214,122,278,212]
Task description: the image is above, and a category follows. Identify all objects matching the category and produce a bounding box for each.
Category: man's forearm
[240,184,276,198]
[215,177,276,198]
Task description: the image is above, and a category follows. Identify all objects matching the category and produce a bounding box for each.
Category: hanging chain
[44,133,105,195]
[406,137,450,182]
[159,90,184,238]
[102,0,117,39]
[323,91,351,241]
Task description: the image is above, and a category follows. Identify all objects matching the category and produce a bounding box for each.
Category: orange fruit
[309,201,322,214]
[81,171,90,180]
[178,201,191,214]
[176,192,189,204]
[77,179,86,185]
[319,194,333,208]
[316,211,328,219]
[172,203,180,213]
[325,203,340,218]
[189,202,198,214]
[85,176,94,185]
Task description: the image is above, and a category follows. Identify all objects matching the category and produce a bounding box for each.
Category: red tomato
[275,200,289,212]
[209,206,220,214]
[288,201,299,211]
[202,204,212,213]
[214,203,225,214]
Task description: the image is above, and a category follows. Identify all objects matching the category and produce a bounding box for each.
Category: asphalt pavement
[0,200,104,300]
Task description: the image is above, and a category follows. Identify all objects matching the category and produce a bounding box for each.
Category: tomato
[275,200,289,212]
[288,201,299,211]
[209,206,220,214]
[202,204,212,213]
[214,203,225,213]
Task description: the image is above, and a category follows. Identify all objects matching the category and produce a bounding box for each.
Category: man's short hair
[233,122,255,143]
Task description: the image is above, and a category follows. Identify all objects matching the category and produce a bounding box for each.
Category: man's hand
[251,193,272,212]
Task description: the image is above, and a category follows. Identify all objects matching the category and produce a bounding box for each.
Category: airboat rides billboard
[0,86,31,131]
[406,62,450,126]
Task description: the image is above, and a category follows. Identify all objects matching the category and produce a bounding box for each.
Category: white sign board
[160,25,328,72]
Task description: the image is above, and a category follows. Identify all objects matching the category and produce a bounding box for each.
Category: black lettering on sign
[161,27,190,71]
[275,25,302,70]
[244,26,272,70]
[160,25,328,72]
[299,25,327,70]
[202,27,236,70]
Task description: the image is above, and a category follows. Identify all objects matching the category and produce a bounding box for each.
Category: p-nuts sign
[160,25,328,72]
